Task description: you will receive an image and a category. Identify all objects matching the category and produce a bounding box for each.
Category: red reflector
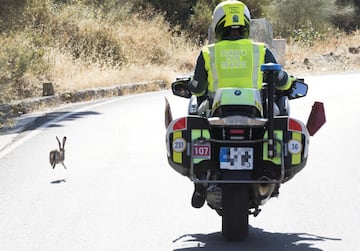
[173,117,187,130]
[288,118,302,132]
[230,129,245,134]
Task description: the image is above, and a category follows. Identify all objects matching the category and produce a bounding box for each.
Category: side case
[166,116,211,177]
[262,116,309,181]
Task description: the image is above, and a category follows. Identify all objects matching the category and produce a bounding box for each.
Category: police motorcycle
[164,63,325,241]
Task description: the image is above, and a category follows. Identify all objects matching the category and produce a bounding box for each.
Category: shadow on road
[25,111,101,131]
[50,179,67,184]
[0,110,102,135]
[35,111,100,130]
[173,226,341,251]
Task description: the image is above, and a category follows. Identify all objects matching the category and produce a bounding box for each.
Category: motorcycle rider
[188,0,293,208]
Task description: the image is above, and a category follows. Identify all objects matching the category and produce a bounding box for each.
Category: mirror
[171,80,192,98]
[289,80,308,99]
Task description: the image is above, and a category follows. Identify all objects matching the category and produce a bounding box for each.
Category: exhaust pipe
[253,177,276,205]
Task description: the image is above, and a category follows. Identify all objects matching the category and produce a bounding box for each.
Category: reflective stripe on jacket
[202,39,266,95]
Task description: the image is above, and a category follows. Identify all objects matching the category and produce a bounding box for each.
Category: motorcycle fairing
[211,88,263,117]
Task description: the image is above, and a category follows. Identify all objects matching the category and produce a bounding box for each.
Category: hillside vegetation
[0,0,360,104]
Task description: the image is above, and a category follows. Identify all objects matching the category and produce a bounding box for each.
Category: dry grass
[2,3,360,129]
[285,30,360,75]
[45,14,198,93]
[50,27,360,94]
[1,0,360,103]
[49,17,360,93]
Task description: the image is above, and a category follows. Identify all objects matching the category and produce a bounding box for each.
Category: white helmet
[210,0,251,40]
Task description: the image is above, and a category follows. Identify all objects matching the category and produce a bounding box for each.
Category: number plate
[219,147,254,170]
[193,142,211,159]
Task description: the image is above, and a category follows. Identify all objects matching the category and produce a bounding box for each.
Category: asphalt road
[0,72,359,250]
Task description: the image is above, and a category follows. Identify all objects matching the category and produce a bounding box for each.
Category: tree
[140,0,197,28]
[0,0,26,32]
[267,0,339,37]
[334,0,359,32]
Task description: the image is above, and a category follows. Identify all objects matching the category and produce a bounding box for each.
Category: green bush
[140,0,196,28]
[267,0,355,41]
[188,0,216,44]
[334,0,359,32]
[0,31,48,102]
[267,0,336,37]
[0,0,27,32]
[291,22,323,47]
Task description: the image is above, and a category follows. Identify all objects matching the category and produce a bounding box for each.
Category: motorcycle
[164,63,326,241]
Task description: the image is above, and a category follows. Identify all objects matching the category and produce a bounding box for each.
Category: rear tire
[222,184,249,241]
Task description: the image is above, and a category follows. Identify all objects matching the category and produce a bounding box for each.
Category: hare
[49,136,67,169]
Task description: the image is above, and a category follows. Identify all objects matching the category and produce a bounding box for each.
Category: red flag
[306,102,326,136]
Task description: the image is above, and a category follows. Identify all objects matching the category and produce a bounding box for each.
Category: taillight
[173,117,187,130]
[229,128,245,140]
[230,129,245,135]
[288,118,302,132]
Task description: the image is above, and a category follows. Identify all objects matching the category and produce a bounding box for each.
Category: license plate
[193,142,211,159]
[220,147,254,170]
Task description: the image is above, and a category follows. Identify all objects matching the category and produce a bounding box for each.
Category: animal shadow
[50,179,66,184]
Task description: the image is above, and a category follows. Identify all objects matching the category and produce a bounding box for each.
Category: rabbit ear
[56,136,61,148]
[62,136,67,148]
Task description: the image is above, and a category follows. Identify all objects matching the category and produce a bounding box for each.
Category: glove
[274,71,291,91]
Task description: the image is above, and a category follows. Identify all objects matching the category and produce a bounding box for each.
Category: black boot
[191,183,206,208]
[271,184,280,198]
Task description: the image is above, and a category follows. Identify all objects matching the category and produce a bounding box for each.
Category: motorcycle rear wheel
[222,184,249,241]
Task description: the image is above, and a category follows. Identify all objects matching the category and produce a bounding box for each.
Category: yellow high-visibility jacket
[203,39,266,93]
[189,38,291,97]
